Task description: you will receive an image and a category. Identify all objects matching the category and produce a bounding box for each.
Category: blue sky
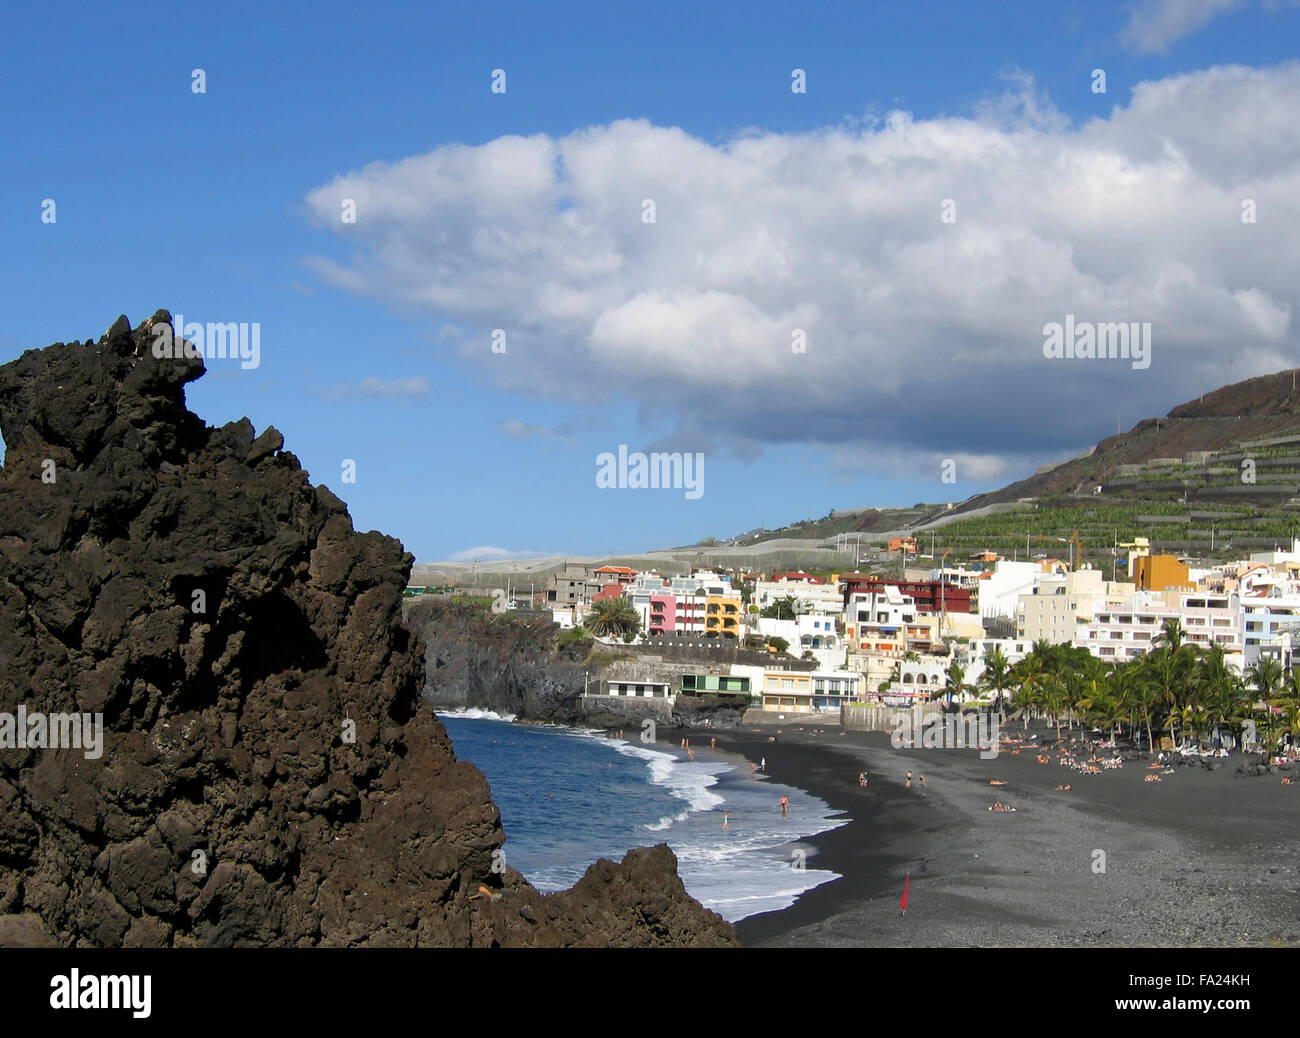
[3,0,1298,563]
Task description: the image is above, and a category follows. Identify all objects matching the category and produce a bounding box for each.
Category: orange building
[1132,554,1192,592]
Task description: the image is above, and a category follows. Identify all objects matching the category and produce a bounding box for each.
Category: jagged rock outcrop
[0,314,737,947]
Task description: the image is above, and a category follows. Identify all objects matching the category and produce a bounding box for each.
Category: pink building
[648,594,677,634]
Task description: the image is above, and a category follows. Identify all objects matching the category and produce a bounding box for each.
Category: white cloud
[1120,0,1245,54]
[303,65,1300,464]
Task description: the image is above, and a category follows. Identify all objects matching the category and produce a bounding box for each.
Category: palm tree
[1246,656,1282,700]
[944,659,967,705]
[1146,647,1181,749]
[1010,641,1057,731]
[1125,658,1160,753]
[588,596,641,639]
[979,648,1013,721]
[1192,643,1241,748]
[1152,617,1186,654]
[1077,675,1122,740]
[1040,673,1067,740]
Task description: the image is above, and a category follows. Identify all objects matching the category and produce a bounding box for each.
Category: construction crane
[938,548,953,650]
[1024,530,1085,570]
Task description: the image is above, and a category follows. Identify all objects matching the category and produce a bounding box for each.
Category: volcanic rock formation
[0,313,737,947]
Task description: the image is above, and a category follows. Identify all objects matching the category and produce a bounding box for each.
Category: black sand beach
[678,722,1300,947]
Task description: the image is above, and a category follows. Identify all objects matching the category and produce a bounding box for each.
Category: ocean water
[439,710,848,922]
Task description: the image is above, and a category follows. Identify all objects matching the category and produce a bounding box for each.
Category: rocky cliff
[409,599,754,729]
[0,313,736,948]
[410,598,592,721]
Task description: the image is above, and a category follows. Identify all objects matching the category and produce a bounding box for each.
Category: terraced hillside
[913,370,1300,567]
[956,368,1300,510]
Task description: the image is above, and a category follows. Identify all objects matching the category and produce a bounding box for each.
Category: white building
[1241,589,1300,665]
[895,658,949,698]
[752,578,842,615]
[979,560,1038,629]
[1249,538,1300,566]
[599,680,674,699]
[1073,590,1243,665]
[758,669,862,713]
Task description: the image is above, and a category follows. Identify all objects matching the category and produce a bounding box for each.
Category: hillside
[956,368,1300,511]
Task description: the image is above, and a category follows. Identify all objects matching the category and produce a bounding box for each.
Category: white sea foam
[446,715,849,923]
[437,707,517,723]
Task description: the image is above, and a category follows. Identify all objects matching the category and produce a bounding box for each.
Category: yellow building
[758,670,860,713]
[704,595,742,637]
[760,670,813,712]
[1132,554,1192,592]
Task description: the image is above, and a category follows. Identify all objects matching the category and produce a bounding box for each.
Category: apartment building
[752,578,843,615]
[844,586,929,654]
[1241,589,1300,666]
[1073,590,1243,664]
[759,669,861,713]
[1016,569,1136,644]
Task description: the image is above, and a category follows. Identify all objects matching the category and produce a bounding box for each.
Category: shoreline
[443,709,1300,946]
[690,720,1300,948]
[439,712,850,923]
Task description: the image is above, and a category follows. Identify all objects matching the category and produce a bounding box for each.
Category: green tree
[588,597,641,639]
[760,596,799,620]
[943,659,967,705]
[978,648,1013,721]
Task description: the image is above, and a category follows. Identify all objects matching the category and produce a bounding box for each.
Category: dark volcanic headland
[0,313,736,947]
[409,597,593,722]
[408,596,753,729]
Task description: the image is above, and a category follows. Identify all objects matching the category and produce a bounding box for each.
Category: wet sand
[688,721,1300,947]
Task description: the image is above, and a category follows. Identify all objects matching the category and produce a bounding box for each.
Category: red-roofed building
[591,583,626,604]
[773,571,823,584]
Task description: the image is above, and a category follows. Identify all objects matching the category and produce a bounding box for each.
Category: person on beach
[780,794,789,817]
[688,748,694,761]
[711,737,717,749]
[761,757,766,772]
[919,775,926,790]
[750,762,756,777]
[859,771,867,787]
[906,770,913,789]
[722,811,729,829]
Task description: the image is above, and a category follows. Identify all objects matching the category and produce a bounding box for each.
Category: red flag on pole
[900,872,910,916]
